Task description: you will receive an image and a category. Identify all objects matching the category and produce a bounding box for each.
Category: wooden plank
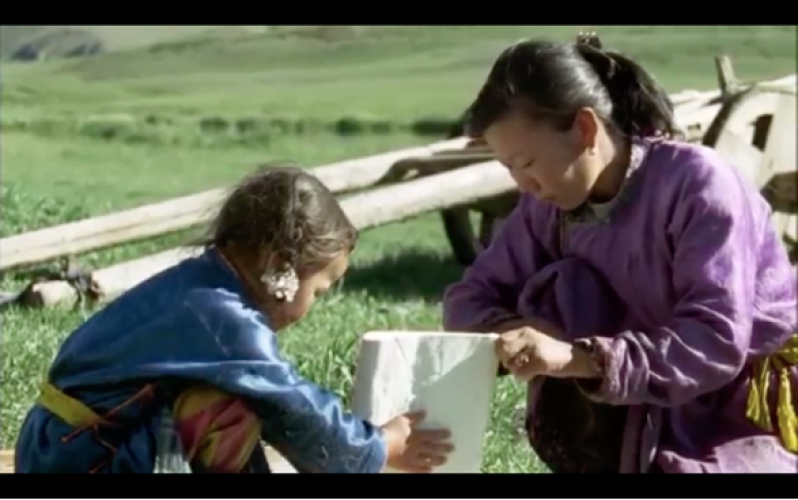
[715,55,739,98]
[26,161,516,308]
[705,82,797,250]
[760,91,798,242]
[677,100,721,138]
[670,73,795,107]
[712,127,764,185]
[0,137,471,272]
[2,75,794,273]
[675,74,796,138]
[670,90,706,106]
[376,152,496,186]
[346,160,514,229]
[27,247,202,307]
[18,78,798,307]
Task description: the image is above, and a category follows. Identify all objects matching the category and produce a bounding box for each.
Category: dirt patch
[1,450,12,473]
[0,447,294,473]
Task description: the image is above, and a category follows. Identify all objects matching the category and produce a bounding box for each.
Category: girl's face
[275,252,350,329]
[483,108,605,211]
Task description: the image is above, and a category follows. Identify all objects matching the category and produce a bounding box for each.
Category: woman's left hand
[495,327,577,381]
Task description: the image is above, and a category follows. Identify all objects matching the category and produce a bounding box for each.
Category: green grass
[1,131,425,212]
[3,26,794,134]
[1,25,795,473]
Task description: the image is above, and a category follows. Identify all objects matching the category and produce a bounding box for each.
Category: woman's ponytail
[575,32,681,139]
[464,32,683,141]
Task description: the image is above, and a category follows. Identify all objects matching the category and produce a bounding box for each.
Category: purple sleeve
[578,148,763,407]
[443,195,552,332]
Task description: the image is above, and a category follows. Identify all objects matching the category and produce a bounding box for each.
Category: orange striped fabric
[172,386,260,473]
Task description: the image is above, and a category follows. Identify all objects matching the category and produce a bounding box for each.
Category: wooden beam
[714,55,739,98]
[25,247,202,308]
[345,160,514,229]
[1,113,654,275]
[760,91,797,244]
[377,152,496,185]
[0,137,471,273]
[704,82,797,253]
[669,73,795,106]
[25,161,517,308]
[2,75,795,273]
[677,76,796,143]
[712,126,764,185]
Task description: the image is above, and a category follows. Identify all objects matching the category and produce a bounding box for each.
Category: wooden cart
[1,61,793,310]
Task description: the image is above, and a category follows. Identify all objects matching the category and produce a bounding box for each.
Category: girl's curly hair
[203,164,358,270]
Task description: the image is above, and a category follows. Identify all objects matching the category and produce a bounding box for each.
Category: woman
[443,33,797,473]
[17,165,453,473]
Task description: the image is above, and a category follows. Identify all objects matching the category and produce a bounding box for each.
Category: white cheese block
[351,331,499,473]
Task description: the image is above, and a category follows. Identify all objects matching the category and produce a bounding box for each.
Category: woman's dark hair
[465,32,680,140]
[204,164,358,269]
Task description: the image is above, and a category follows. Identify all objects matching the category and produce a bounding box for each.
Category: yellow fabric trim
[172,386,231,460]
[745,334,798,453]
[172,386,230,420]
[37,381,100,428]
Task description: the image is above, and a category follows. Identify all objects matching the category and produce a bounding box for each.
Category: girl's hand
[380,410,454,473]
[495,327,582,381]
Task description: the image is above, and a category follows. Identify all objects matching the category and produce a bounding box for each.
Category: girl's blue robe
[15,249,387,473]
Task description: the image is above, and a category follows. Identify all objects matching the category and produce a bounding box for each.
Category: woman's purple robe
[443,138,798,473]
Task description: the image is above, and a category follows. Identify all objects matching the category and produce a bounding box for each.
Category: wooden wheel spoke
[702,67,797,256]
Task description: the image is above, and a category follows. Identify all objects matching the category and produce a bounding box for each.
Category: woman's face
[483,108,605,211]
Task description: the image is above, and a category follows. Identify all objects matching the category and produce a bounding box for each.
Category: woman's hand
[495,327,600,381]
[380,410,454,473]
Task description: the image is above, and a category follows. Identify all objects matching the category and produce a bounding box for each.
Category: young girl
[443,33,797,473]
[16,165,453,473]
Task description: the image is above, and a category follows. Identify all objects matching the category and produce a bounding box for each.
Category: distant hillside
[0,26,397,62]
[0,26,247,61]
[2,25,794,134]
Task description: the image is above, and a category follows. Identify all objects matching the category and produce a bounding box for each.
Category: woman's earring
[260,267,299,303]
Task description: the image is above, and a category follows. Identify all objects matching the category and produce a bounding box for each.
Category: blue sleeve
[180,291,388,474]
[245,333,388,474]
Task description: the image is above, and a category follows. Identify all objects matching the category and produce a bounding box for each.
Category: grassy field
[1,25,795,473]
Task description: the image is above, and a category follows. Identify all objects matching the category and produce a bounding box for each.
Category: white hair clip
[260,267,299,303]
